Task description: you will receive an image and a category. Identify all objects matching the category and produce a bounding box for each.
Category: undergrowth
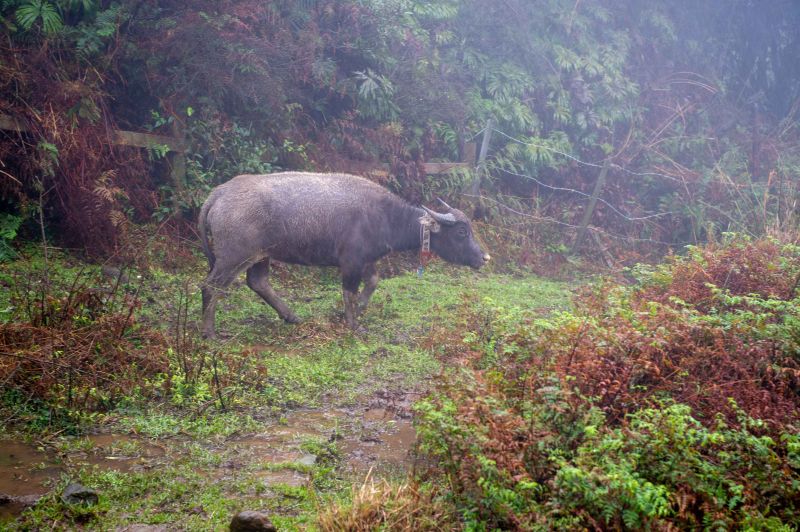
[0,240,567,432]
[14,234,800,529]
[0,252,169,430]
[326,234,800,530]
[1,239,569,530]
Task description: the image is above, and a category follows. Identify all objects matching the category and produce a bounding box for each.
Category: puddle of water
[0,441,61,498]
[363,408,388,422]
[231,410,339,478]
[0,434,168,522]
[0,496,40,522]
[342,408,417,474]
[78,434,166,473]
[230,406,416,480]
[0,441,62,522]
[244,409,342,446]
[1,403,418,524]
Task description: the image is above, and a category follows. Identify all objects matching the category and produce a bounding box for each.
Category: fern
[354,69,399,121]
[412,2,457,22]
[16,0,62,34]
[59,0,96,12]
[0,213,22,261]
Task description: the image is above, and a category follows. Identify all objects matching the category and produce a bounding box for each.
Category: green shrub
[413,236,800,530]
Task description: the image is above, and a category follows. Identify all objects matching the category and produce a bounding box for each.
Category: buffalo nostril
[483,253,491,262]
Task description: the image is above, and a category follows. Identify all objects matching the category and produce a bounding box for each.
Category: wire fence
[460,124,691,249]
[490,128,689,184]
[463,193,689,247]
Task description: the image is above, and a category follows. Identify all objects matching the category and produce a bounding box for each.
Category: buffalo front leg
[357,262,379,316]
[341,265,363,330]
[246,259,300,324]
[343,289,359,329]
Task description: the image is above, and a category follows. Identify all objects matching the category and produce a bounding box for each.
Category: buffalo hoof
[283,314,301,324]
[348,323,368,336]
[203,330,232,340]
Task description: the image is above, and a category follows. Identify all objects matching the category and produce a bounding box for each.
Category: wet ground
[0,397,416,523]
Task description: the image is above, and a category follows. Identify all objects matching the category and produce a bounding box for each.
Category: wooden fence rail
[1,113,473,213]
[0,113,187,213]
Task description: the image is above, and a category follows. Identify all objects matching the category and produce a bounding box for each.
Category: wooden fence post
[0,112,188,216]
[572,158,611,252]
[168,121,186,217]
[470,118,494,197]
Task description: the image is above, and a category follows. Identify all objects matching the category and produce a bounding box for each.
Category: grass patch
[2,246,571,530]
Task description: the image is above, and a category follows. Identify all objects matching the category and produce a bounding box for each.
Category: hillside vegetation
[1,1,800,530]
[2,1,800,262]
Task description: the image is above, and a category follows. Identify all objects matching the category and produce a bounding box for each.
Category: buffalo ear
[422,206,457,226]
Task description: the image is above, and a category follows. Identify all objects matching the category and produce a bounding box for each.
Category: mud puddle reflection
[342,408,416,475]
[0,441,61,521]
[0,435,165,521]
[1,397,418,522]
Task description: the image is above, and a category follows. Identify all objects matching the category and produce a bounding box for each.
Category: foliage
[0,212,22,260]
[15,0,62,34]
[176,114,278,214]
[2,0,800,258]
[413,235,800,529]
[0,255,169,426]
[0,0,156,255]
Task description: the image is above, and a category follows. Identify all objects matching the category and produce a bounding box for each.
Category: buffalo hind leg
[357,262,379,316]
[202,266,241,339]
[246,259,300,324]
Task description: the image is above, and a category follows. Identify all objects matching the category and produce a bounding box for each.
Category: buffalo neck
[386,203,425,252]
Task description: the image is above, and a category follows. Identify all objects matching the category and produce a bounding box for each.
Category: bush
[413,235,800,529]
[0,257,168,427]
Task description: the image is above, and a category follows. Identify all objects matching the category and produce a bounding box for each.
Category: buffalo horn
[437,197,453,210]
[423,206,457,225]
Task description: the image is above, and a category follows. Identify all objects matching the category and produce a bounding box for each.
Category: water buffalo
[198,172,490,337]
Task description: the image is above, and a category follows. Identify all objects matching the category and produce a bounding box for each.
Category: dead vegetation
[0,263,168,418]
[317,476,455,531]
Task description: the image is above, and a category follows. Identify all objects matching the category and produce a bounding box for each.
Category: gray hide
[198,172,490,337]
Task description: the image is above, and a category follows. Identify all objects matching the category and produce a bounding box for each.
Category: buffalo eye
[456,226,468,239]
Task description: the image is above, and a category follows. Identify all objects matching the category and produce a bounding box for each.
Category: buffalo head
[424,200,490,269]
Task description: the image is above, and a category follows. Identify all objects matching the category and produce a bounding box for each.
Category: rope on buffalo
[417,213,439,277]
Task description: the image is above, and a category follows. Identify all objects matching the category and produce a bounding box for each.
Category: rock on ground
[229,510,277,532]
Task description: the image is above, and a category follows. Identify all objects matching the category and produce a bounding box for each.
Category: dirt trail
[0,398,416,522]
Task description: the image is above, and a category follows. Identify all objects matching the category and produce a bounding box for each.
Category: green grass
[1,247,571,530]
[130,257,569,414]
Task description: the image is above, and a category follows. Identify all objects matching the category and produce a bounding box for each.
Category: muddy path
[1,391,417,525]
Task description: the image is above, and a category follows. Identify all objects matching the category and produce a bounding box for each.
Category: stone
[116,526,169,532]
[297,454,316,466]
[61,483,99,506]
[229,510,277,532]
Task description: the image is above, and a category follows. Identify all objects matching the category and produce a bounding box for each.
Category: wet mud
[0,394,417,522]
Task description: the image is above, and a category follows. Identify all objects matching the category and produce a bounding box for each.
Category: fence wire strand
[463,193,690,247]
[463,126,683,229]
